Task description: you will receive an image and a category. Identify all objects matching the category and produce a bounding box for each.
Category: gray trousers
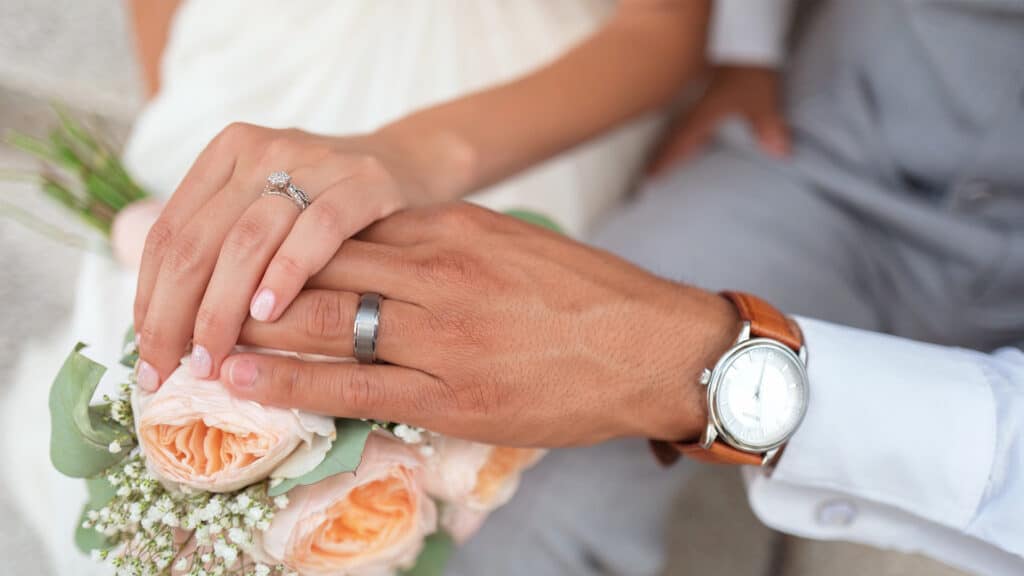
[448,1,1024,574]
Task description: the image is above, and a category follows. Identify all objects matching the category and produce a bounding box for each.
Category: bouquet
[11,112,550,575]
[50,341,542,575]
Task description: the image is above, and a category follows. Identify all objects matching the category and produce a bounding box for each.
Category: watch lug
[799,345,808,364]
[699,368,712,386]
[700,423,717,449]
[736,321,752,344]
[762,447,780,467]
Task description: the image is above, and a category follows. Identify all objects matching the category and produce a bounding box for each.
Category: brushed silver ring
[353,293,382,364]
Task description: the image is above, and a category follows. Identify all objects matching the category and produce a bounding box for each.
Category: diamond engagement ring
[353,293,383,364]
[262,171,311,211]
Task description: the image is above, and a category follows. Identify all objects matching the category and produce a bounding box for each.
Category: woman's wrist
[372,120,480,204]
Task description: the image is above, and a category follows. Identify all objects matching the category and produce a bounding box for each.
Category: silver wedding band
[353,293,382,364]
[262,170,311,211]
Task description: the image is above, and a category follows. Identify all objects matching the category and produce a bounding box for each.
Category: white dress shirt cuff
[708,0,794,66]
[743,317,997,547]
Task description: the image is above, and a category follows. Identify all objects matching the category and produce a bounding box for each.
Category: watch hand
[754,355,768,400]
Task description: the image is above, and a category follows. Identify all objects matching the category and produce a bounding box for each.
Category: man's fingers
[238,290,428,366]
[250,175,403,323]
[752,113,791,158]
[220,354,452,426]
[355,208,440,246]
[189,196,301,379]
[306,240,420,301]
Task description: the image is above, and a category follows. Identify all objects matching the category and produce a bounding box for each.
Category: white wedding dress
[1,1,660,574]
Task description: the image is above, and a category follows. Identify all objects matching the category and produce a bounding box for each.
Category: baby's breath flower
[273,495,289,510]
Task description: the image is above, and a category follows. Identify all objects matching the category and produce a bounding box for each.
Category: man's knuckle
[417,251,476,285]
[341,368,376,410]
[437,203,488,232]
[271,362,303,402]
[304,292,345,339]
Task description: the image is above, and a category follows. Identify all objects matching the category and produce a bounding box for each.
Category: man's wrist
[641,285,741,442]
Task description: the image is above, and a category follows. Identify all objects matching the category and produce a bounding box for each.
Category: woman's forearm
[126,0,182,98]
[377,0,711,203]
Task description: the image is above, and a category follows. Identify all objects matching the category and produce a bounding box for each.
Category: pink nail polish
[229,359,258,389]
[250,289,276,321]
[137,361,159,392]
[190,345,212,378]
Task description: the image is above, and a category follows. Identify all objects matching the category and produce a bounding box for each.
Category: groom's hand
[221,203,740,447]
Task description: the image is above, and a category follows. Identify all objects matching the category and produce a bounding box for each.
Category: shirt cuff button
[816,499,858,527]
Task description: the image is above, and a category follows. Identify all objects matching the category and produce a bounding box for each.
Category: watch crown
[699,369,712,386]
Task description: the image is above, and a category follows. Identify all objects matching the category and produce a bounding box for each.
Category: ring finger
[237,289,428,367]
[189,164,343,379]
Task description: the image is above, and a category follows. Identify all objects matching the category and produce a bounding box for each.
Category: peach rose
[439,505,489,545]
[133,363,335,493]
[259,433,437,576]
[421,437,543,512]
[111,199,164,269]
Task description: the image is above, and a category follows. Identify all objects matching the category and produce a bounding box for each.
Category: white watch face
[713,342,807,450]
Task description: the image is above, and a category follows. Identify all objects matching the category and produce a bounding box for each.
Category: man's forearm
[376,1,711,203]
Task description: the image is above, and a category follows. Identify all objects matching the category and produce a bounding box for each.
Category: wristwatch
[652,291,809,467]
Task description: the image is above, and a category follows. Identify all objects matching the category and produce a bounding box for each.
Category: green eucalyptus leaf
[504,209,564,234]
[74,476,116,553]
[401,532,454,576]
[268,419,373,497]
[49,344,131,478]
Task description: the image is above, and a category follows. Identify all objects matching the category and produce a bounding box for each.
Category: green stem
[0,200,102,252]
[5,131,58,163]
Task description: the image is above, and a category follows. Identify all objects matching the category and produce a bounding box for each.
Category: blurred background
[0,2,971,575]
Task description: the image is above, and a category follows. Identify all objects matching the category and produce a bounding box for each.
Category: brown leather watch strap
[651,438,764,467]
[651,291,803,467]
[721,291,803,351]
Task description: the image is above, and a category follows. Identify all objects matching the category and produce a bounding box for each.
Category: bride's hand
[133,123,425,390]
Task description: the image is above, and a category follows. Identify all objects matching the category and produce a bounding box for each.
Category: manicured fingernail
[190,345,212,378]
[137,361,159,392]
[250,289,276,322]
[229,359,258,389]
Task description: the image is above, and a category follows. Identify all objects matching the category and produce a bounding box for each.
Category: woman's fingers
[136,177,265,389]
[237,290,427,366]
[134,128,241,331]
[188,195,302,378]
[220,353,453,428]
[250,172,403,324]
